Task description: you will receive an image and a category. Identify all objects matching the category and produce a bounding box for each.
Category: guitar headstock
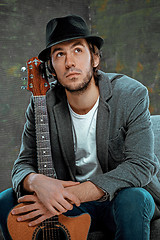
[26,57,50,96]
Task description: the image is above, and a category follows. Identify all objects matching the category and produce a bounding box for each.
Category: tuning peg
[50,80,57,88]
[21,86,27,90]
[21,67,27,72]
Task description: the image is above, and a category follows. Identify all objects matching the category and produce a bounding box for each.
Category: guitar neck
[27,57,59,231]
[34,95,56,178]
[34,94,59,231]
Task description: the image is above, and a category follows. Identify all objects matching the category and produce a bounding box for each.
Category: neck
[66,77,99,115]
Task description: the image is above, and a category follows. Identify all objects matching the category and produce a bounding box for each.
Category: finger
[56,198,73,212]
[12,203,37,215]
[44,201,67,216]
[16,209,42,222]
[53,200,72,213]
[62,181,80,188]
[18,195,36,203]
[64,192,80,207]
[28,213,53,227]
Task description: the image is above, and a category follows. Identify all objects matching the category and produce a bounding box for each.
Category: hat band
[47,33,90,48]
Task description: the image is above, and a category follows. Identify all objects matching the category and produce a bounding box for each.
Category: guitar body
[8,204,91,240]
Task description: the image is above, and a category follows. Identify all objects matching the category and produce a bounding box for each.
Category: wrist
[23,173,39,193]
[68,181,105,203]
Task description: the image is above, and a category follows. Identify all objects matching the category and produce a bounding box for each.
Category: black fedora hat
[38,15,104,61]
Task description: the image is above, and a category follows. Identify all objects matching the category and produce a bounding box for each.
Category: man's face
[51,38,99,93]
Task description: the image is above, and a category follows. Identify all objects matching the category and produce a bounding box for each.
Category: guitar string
[35,96,59,240]
[35,96,47,240]
[37,96,51,240]
[38,96,52,240]
[42,96,58,240]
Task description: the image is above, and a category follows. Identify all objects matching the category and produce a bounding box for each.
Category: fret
[35,115,49,124]
[38,155,52,159]
[37,148,52,156]
[37,147,51,155]
[35,110,48,117]
[38,159,53,166]
[38,161,53,169]
[36,105,47,116]
[38,166,54,171]
[36,140,52,149]
[36,131,50,137]
[37,133,50,142]
[35,116,49,125]
[38,163,53,169]
[38,157,53,164]
[36,124,51,132]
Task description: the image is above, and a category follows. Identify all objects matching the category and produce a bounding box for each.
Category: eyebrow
[51,47,63,55]
[51,41,85,55]
[71,41,85,49]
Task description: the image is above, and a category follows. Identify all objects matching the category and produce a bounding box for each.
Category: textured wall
[90,0,160,114]
[0,0,90,193]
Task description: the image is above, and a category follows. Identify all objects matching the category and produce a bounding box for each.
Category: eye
[56,52,64,58]
[75,48,82,53]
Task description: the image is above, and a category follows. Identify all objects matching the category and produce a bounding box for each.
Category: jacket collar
[97,70,112,102]
[52,96,76,180]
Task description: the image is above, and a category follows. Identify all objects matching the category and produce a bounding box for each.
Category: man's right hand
[21,173,81,216]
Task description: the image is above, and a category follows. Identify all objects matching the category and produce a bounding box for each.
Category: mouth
[66,72,81,78]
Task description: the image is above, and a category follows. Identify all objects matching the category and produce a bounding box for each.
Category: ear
[92,54,100,68]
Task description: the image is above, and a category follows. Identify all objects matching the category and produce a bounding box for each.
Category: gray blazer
[12,71,160,206]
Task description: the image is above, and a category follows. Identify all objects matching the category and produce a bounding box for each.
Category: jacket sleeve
[90,83,160,201]
[12,96,37,197]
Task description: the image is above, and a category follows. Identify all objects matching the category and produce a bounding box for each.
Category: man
[0,15,160,240]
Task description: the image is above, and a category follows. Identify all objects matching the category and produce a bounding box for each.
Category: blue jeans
[0,187,155,240]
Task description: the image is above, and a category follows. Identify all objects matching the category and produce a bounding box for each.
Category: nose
[65,53,75,68]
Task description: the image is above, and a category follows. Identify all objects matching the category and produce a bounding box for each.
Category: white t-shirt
[68,97,103,182]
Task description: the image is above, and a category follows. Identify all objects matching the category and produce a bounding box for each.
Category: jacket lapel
[52,93,76,180]
[96,71,112,172]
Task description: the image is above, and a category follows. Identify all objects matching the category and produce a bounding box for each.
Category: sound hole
[33,226,69,240]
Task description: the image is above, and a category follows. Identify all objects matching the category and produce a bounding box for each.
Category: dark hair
[46,41,102,85]
[87,41,102,85]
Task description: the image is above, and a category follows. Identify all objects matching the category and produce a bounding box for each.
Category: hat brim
[38,35,104,61]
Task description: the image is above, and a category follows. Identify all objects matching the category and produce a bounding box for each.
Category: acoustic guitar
[7,57,91,239]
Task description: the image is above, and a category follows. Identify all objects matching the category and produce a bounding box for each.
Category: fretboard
[34,95,56,178]
[34,95,60,233]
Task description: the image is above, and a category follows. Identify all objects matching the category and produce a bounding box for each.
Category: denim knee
[112,188,155,240]
[113,187,155,219]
